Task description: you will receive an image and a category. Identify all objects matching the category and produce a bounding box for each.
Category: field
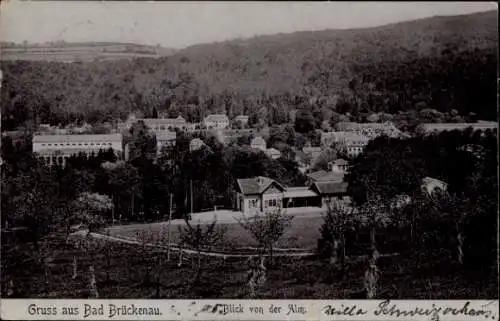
[105,210,410,256]
[106,213,324,250]
[1,42,176,62]
[2,234,497,299]
[2,210,497,299]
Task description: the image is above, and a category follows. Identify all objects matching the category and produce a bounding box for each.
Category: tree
[237,209,294,264]
[354,194,392,299]
[11,166,58,249]
[73,192,113,234]
[318,202,355,268]
[178,218,227,284]
[430,192,472,266]
[294,109,315,133]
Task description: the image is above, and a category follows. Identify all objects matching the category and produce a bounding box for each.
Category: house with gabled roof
[329,158,349,172]
[236,176,286,214]
[235,175,341,214]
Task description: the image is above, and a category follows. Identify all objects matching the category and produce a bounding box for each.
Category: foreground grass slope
[2,235,497,299]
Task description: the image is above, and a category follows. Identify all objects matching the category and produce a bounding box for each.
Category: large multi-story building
[203,114,229,130]
[336,121,402,138]
[419,122,497,135]
[33,134,123,166]
[139,116,189,132]
[233,115,249,127]
[321,131,370,158]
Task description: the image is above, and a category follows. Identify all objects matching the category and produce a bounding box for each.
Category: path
[106,207,327,232]
[70,230,398,261]
[70,230,315,258]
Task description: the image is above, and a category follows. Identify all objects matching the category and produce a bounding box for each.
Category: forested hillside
[1,10,497,130]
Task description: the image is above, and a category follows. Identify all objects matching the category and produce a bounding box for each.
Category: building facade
[420,122,498,135]
[250,136,267,152]
[204,114,230,130]
[33,134,123,166]
[321,131,370,157]
[235,176,347,215]
[138,116,190,133]
[329,158,349,173]
[189,138,205,152]
[233,115,249,127]
[265,148,281,159]
[336,121,402,138]
[156,131,176,155]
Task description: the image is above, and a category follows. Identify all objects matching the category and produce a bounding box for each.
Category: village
[0,3,497,303]
[24,112,496,218]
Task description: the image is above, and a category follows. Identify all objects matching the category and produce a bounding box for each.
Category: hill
[0,10,497,130]
[0,42,177,62]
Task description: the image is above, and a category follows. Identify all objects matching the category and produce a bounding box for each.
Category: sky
[0,1,497,49]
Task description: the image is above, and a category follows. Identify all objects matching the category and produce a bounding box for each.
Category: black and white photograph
[0,1,498,304]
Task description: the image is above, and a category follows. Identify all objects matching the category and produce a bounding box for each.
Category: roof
[333,158,348,166]
[421,123,497,132]
[251,136,266,145]
[156,131,176,141]
[337,122,397,130]
[302,147,322,154]
[313,181,348,195]
[266,148,281,155]
[139,117,186,126]
[307,171,345,183]
[283,187,318,198]
[234,115,249,120]
[33,134,122,143]
[421,177,447,186]
[237,176,284,195]
[34,147,118,155]
[190,138,204,145]
[205,114,229,122]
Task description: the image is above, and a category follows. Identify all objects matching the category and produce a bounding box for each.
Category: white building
[336,121,402,138]
[250,136,267,152]
[321,131,370,158]
[138,116,189,133]
[420,122,497,135]
[189,138,205,152]
[265,148,281,160]
[204,114,229,130]
[329,158,349,173]
[233,115,249,127]
[33,134,123,167]
[156,131,176,155]
[421,177,448,196]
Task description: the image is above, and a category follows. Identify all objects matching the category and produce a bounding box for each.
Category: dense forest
[1,10,497,130]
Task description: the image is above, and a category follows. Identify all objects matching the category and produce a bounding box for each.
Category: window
[78,143,82,146]
[72,143,76,146]
[90,143,94,146]
[42,144,46,146]
[84,143,88,146]
[48,144,52,146]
